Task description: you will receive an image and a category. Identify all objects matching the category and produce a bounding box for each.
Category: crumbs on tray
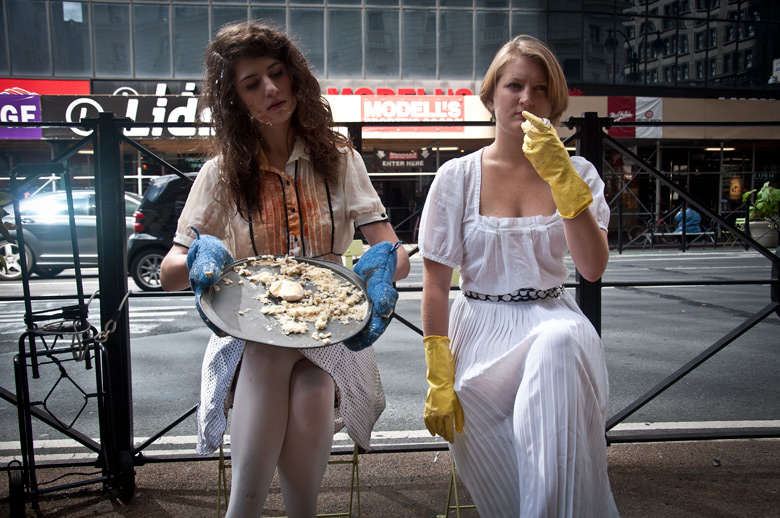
[218,255,367,344]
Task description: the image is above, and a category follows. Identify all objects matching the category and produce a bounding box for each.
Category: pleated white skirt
[448,292,619,518]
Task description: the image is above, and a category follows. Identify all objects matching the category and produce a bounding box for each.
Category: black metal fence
[0,113,778,512]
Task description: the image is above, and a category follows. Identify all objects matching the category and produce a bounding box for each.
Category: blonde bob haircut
[479,35,569,126]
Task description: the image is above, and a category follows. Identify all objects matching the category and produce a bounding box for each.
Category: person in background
[159,21,409,518]
[418,35,619,516]
[674,205,703,233]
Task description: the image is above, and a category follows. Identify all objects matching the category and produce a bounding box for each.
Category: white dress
[418,149,619,517]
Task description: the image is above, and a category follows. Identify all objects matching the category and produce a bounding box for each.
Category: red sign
[607,96,636,138]
[361,96,465,133]
[0,79,90,96]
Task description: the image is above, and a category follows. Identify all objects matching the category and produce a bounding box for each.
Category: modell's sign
[372,149,434,170]
[361,95,465,132]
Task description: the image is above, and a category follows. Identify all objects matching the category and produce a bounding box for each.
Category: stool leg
[217,444,229,517]
[438,457,475,518]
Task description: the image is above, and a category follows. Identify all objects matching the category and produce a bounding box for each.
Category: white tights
[225,343,335,518]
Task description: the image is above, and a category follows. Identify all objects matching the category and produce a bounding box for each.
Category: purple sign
[0,94,42,139]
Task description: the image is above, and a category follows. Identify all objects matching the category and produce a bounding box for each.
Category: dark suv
[127,173,195,291]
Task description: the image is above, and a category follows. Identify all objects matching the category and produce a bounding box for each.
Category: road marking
[3,421,779,464]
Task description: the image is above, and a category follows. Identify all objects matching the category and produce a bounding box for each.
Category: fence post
[574,112,605,335]
[92,112,134,460]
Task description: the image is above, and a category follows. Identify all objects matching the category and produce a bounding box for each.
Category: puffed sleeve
[571,156,610,232]
[173,159,232,248]
[342,148,388,228]
[418,158,466,269]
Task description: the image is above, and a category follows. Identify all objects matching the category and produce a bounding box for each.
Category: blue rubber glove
[186,227,234,336]
[343,241,400,352]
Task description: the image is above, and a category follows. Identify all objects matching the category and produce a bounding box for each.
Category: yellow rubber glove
[521,111,593,219]
[423,335,464,443]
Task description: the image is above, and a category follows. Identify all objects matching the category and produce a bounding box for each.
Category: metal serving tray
[198,256,371,348]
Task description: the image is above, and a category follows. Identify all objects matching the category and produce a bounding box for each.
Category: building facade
[1,0,779,244]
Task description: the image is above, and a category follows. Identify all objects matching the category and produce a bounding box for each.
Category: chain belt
[463,284,565,303]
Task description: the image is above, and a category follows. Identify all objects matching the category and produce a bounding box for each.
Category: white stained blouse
[174,138,388,259]
[418,149,610,295]
[175,140,389,454]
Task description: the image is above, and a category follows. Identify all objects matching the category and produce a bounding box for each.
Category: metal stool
[216,443,362,517]
[438,457,476,518]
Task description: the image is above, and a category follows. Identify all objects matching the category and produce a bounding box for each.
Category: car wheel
[0,240,34,281]
[32,266,65,278]
[130,249,166,291]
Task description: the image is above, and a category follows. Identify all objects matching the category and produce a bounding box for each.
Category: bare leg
[225,344,304,518]
[277,360,335,518]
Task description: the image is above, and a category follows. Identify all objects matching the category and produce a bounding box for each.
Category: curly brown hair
[202,21,352,219]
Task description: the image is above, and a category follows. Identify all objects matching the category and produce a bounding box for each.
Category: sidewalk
[2,438,778,517]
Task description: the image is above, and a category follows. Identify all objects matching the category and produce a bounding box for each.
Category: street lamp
[605,27,664,84]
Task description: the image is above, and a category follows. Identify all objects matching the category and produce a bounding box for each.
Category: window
[709,27,717,47]
[402,10,434,79]
[94,3,130,76]
[710,58,717,76]
[723,53,731,73]
[651,68,658,83]
[589,25,600,43]
[328,9,362,78]
[52,1,91,77]
[678,63,689,79]
[695,31,705,50]
[696,60,704,78]
[366,10,400,78]
[8,0,51,75]
[679,35,688,54]
[173,6,208,78]
[664,66,672,82]
[734,51,740,71]
[744,48,753,69]
[440,10,473,79]
[133,5,171,78]
[725,24,735,42]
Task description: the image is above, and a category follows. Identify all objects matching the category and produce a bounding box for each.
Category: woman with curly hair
[160,21,408,517]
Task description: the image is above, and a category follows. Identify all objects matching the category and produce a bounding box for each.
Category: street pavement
[1,246,779,516]
[1,438,779,517]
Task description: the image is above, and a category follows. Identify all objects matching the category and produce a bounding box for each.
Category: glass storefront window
[251,8,287,32]
[212,7,249,37]
[402,9,435,78]
[8,0,51,75]
[173,6,209,78]
[0,7,7,74]
[94,3,131,77]
[366,9,400,78]
[440,10,474,79]
[290,9,325,74]
[548,13,582,82]
[403,0,436,7]
[328,9,362,77]
[134,5,172,78]
[476,11,508,76]
[52,1,91,77]
[510,11,545,41]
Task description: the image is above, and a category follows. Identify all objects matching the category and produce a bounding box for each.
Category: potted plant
[741,181,780,248]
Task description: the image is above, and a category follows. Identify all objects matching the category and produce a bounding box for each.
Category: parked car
[0,190,141,281]
[127,173,195,291]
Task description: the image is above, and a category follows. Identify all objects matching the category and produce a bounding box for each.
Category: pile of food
[216,255,367,344]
